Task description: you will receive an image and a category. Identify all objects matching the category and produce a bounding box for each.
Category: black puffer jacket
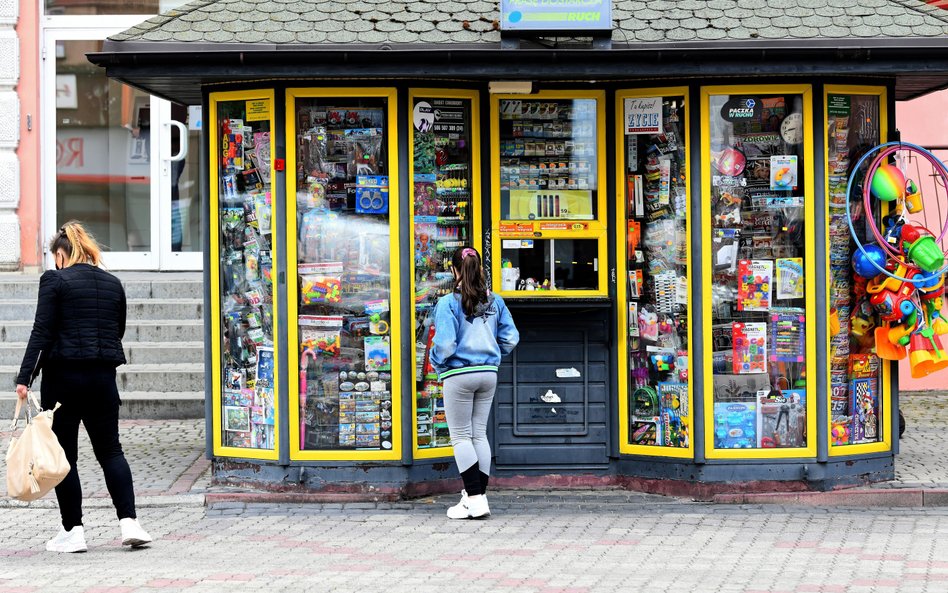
[16,264,127,386]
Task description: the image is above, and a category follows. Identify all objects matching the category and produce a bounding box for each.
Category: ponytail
[451,246,488,317]
[50,220,102,268]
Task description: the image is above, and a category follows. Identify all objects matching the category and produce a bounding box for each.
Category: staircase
[0,272,205,419]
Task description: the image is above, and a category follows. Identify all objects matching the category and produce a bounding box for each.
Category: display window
[701,85,817,458]
[616,89,693,457]
[409,90,481,458]
[825,86,892,454]
[209,90,278,459]
[286,89,401,461]
[491,91,608,297]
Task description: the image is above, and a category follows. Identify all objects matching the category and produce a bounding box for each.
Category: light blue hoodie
[430,291,519,380]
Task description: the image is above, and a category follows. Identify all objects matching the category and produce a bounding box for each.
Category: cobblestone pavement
[885,393,948,488]
[1,493,948,593]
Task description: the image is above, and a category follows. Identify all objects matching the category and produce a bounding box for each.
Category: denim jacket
[429,292,519,380]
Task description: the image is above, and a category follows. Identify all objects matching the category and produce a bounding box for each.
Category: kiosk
[89,0,948,496]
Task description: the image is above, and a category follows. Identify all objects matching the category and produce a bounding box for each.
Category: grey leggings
[443,371,497,476]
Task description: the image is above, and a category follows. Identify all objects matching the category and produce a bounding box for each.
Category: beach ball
[870,163,906,202]
[852,243,888,278]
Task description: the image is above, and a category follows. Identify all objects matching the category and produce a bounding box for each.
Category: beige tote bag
[6,392,70,502]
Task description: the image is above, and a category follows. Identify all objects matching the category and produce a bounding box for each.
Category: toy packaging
[732,322,768,374]
[737,259,773,312]
[293,98,395,452]
[217,101,276,451]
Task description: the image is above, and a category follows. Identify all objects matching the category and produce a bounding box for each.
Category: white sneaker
[446,490,491,519]
[46,526,87,553]
[120,518,153,548]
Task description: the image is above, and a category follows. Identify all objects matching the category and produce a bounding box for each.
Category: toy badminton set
[708,94,811,449]
[218,103,276,452]
[294,99,395,452]
[624,96,691,449]
[411,97,476,449]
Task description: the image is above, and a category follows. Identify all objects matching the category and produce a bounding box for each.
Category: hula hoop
[846,141,948,284]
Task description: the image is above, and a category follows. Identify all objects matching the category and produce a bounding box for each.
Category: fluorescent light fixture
[489,81,533,94]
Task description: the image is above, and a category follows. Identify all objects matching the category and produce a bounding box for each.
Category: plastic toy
[846,142,948,377]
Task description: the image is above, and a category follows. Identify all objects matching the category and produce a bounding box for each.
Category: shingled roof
[109,0,948,45]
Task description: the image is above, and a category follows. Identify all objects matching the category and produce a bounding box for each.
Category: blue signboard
[500,0,613,33]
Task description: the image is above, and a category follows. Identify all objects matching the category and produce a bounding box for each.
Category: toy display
[217,100,275,451]
[497,97,601,291]
[412,96,475,449]
[708,93,808,449]
[295,98,394,451]
[624,95,690,449]
[837,138,948,444]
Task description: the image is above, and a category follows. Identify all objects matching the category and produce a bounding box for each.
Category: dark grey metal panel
[202,91,214,460]
[274,87,290,466]
[687,84,705,464]
[494,307,610,467]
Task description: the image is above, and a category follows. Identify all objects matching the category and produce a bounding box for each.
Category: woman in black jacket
[16,221,152,553]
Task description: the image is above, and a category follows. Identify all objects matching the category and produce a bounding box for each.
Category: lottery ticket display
[622,95,690,449]
[826,93,884,447]
[707,93,809,449]
[411,96,476,450]
[216,98,276,451]
[294,97,394,451]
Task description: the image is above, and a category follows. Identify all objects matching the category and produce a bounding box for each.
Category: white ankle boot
[46,526,87,553]
[120,518,153,547]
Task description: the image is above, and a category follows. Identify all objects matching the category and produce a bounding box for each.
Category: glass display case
[210,90,278,458]
[616,90,692,456]
[287,89,401,460]
[702,85,816,457]
[825,87,890,453]
[409,90,480,457]
[491,91,608,296]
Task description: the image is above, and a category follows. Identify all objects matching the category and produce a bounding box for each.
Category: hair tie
[461,248,477,259]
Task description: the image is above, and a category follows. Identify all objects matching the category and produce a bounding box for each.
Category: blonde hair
[50,220,102,267]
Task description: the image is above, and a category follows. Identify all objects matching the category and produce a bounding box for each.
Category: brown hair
[451,246,488,317]
[50,220,102,268]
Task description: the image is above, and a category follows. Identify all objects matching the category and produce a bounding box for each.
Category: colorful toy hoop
[846,141,948,284]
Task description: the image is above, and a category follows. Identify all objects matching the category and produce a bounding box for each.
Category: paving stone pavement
[0,419,209,503]
[882,393,948,488]
[1,494,948,593]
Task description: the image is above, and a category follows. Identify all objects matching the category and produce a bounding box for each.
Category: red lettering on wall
[56,137,84,168]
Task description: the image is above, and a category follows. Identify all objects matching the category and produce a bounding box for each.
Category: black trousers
[41,363,137,530]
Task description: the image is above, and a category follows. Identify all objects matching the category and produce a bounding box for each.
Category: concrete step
[0,299,203,321]
[0,391,205,420]
[0,320,205,343]
[0,342,204,366]
[0,273,203,300]
[0,363,205,393]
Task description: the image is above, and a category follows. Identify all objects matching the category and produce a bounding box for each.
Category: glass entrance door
[44,26,201,270]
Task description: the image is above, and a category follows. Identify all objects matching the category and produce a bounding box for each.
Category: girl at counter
[430,246,519,519]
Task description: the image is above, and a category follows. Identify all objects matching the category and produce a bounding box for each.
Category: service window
[409,90,481,457]
[825,87,890,453]
[616,90,693,456]
[287,89,401,461]
[491,91,608,296]
[210,91,278,459]
[702,86,816,457]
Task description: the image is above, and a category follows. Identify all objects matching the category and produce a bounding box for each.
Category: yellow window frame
[285,87,402,462]
[615,87,694,458]
[824,84,892,457]
[209,89,280,461]
[700,84,819,460]
[408,88,483,460]
[489,89,609,298]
